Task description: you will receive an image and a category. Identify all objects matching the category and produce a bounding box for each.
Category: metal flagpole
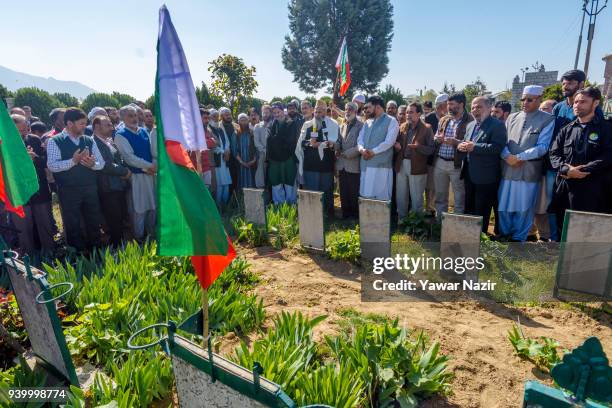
[574,0,588,69]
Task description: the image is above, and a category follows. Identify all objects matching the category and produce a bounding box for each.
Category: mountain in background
[0,65,96,99]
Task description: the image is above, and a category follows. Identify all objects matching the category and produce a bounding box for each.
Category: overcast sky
[1,0,610,100]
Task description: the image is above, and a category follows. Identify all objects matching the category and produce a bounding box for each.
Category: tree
[419,89,438,104]
[270,95,302,105]
[378,84,404,105]
[462,77,488,107]
[13,87,61,125]
[208,54,258,116]
[81,93,120,113]
[195,82,224,108]
[282,0,393,95]
[111,91,136,106]
[496,89,512,102]
[144,95,155,112]
[53,92,79,107]
[0,83,12,107]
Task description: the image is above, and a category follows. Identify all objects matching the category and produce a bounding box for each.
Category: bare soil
[226,245,611,408]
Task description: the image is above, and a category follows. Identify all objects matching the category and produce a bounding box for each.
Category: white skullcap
[386,100,398,107]
[435,94,449,105]
[209,109,218,116]
[88,107,106,121]
[237,113,248,121]
[352,94,366,104]
[219,107,231,115]
[522,85,544,97]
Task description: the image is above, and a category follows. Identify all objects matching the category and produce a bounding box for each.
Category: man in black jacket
[549,87,612,233]
[92,115,131,246]
[10,114,55,256]
[458,97,507,233]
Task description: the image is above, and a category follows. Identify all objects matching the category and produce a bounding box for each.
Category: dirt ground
[223,245,611,408]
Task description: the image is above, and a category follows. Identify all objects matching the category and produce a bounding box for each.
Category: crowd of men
[2,68,611,258]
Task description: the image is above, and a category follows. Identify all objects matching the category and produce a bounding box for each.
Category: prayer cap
[209,109,218,116]
[271,101,285,110]
[435,94,449,105]
[522,85,544,96]
[561,69,586,83]
[288,99,300,109]
[237,113,248,121]
[219,107,231,115]
[88,107,106,121]
[352,94,366,104]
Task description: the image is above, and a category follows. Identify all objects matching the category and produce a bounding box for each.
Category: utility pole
[583,0,608,77]
[574,0,588,69]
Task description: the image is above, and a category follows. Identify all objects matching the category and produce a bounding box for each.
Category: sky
[0,0,610,101]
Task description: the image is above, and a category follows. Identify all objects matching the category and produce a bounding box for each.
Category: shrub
[267,204,299,249]
[231,216,268,247]
[508,323,563,372]
[327,226,361,263]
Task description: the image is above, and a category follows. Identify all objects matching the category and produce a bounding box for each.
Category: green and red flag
[335,37,351,97]
[155,5,235,289]
[0,102,38,217]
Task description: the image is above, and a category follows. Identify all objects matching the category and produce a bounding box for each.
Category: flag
[155,5,235,289]
[335,37,351,97]
[0,102,38,217]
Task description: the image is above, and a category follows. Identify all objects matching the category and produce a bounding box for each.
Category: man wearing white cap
[85,107,107,136]
[498,85,554,241]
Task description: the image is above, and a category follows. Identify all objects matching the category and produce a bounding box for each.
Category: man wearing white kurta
[115,105,157,241]
[357,95,400,201]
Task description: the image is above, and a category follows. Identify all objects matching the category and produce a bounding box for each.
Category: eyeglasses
[520,97,536,103]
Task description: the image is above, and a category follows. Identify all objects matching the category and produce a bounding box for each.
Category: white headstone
[298,190,325,250]
[557,210,612,298]
[359,198,391,260]
[4,256,77,384]
[243,188,266,226]
[170,335,290,408]
[440,212,482,282]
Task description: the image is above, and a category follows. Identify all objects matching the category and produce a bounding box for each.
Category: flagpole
[202,288,209,343]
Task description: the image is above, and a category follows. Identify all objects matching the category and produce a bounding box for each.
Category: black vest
[51,134,98,188]
[302,121,335,173]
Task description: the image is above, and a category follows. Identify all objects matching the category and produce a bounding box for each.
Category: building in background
[511,65,558,110]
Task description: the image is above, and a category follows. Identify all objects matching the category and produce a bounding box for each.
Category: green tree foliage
[144,95,155,112]
[13,87,61,125]
[111,91,136,106]
[53,92,79,107]
[208,54,258,116]
[462,77,488,107]
[378,84,404,105]
[282,0,394,95]
[270,95,302,105]
[195,82,225,108]
[419,89,438,104]
[543,83,563,102]
[0,83,13,107]
[81,93,120,114]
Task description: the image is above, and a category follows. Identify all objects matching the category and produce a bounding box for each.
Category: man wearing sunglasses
[498,85,555,242]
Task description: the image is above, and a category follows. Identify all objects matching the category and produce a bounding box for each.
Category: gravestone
[166,326,295,408]
[556,210,612,298]
[3,253,78,385]
[359,198,391,260]
[243,188,266,226]
[298,190,325,250]
[440,212,482,283]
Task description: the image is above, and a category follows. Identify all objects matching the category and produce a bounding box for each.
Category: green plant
[327,320,452,407]
[231,312,325,396]
[267,204,299,249]
[399,212,440,241]
[326,226,361,263]
[0,356,47,408]
[508,323,563,372]
[231,216,268,247]
[293,363,365,408]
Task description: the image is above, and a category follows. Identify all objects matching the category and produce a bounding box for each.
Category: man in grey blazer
[336,102,363,218]
[458,96,507,233]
